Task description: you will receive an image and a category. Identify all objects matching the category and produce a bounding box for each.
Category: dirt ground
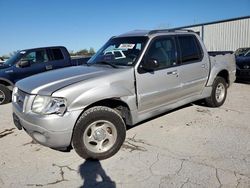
[0,83,250,188]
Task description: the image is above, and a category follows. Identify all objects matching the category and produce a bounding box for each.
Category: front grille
[237,69,250,77]
[16,89,28,110]
[240,71,250,76]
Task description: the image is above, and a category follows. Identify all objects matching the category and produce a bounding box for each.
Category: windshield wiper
[90,61,118,68]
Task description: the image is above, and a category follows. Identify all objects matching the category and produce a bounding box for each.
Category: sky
[0,0,249,56]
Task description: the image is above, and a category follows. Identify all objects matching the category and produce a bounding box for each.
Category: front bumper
[12,101,82,150]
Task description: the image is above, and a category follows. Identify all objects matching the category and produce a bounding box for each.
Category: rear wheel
[0,84,11,105]
[205,76,227,107]
[72,106,126,160]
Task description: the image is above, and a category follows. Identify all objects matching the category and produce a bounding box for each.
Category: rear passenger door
[136,36,182,113]
[46,48,71,71]
[177,35,209,97]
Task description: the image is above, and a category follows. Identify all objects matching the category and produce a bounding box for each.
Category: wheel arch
[0,78,14,90]
[82,98,133,126]
[207,69,230,87]
[216,70,229,86]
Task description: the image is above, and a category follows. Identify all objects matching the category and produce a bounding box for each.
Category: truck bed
[70,56,91,66]
[208,52,236,86]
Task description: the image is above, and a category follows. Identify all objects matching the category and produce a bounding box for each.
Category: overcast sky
[0,0,249,55]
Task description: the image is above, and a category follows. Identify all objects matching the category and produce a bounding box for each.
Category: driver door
[13,49,48,82]
[136,36,182,113]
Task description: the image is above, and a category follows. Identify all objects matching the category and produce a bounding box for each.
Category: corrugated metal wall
[184,18,250,51]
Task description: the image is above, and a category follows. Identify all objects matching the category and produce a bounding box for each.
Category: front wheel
[0,84,11,105]
[72,106,126,160]
[205,76,227,107]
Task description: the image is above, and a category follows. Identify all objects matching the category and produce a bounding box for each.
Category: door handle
[167,70,178,75]
[201,64,206,68]
[46,65,53,70]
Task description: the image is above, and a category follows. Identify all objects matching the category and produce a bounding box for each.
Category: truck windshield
[235,48,250,57]
[243,50,250,57]
[3,52,23,66]
[88,36,148,67]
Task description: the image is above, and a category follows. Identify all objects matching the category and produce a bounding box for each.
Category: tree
[76,49,89,56]
[88,47,95,56]
[0,55,9,59]
[9,51,18,57]
[70,47,95,57]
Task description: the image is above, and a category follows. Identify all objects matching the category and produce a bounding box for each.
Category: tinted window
[147,37,176,69]
[51,49,64,60]
[178,35,202,63]
[21,50,48,64]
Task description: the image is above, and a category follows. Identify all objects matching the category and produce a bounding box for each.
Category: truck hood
[16,65,121,95]
[236,56,250,64]
[0,64,10,70]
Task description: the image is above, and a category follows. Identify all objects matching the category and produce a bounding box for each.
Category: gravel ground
[0,83,249,188]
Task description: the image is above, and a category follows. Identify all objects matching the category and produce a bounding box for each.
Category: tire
[0,84,11,105]
[72,106,126,160]
[205,76,227,107]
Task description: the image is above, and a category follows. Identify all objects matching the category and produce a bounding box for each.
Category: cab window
[51,49,64,60]
[147,37,177,69]
[21,50,49,64]
[178,35,203,63]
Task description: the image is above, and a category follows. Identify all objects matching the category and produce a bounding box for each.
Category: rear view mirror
[141,59,159,71]
[19,60,31,68]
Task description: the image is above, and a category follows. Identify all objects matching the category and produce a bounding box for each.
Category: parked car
[12,29,236,160]
[235,48,250,81]
[0,57,5,63]
[0,46,90,104]
[235,47,250,57]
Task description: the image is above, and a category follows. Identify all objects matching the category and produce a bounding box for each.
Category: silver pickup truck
[12,29,236,160]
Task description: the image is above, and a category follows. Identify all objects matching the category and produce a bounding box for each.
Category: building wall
[184,18,250,51]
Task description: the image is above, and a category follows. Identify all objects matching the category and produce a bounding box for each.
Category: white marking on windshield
[118,44,135,49]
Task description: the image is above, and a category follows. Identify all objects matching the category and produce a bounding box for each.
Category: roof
[22,46,66,52]
[117,30,150,37]
[117,29,195,37]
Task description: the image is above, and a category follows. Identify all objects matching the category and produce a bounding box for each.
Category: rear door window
[178,35,203,64]
[50,48,64,60]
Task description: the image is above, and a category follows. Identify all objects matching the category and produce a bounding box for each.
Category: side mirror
[141,59,159,71]
[19,60,31,68]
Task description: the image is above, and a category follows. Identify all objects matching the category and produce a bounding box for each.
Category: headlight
[32,95,67,116]
[12,87,18,102]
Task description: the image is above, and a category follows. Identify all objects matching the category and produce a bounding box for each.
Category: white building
[178,16,250,51]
